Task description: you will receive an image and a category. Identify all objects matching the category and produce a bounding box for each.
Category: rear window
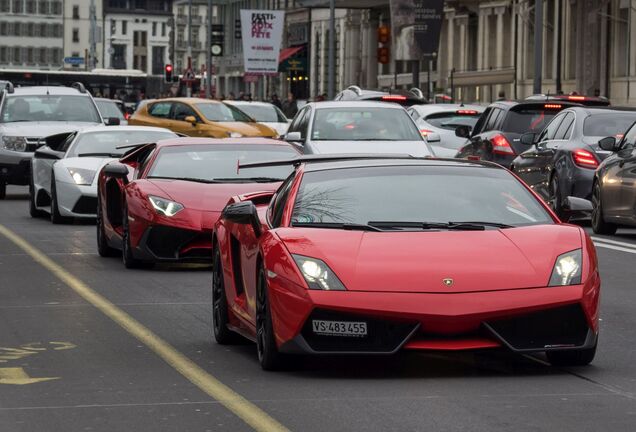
[232,104,287,123]
[502,107,562,133]
[195,103,252,122]
[424,112,481,130]
[96,100,125,120]
[583,113,636,137]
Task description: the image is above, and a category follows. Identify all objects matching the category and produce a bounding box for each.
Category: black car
[591,123,636,234]
[511,107,636,219]
[455,100,580,167]
[334,86,427,107]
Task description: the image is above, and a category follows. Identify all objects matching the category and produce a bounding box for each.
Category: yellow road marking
[0,367,59,385]
[0,224,289,432]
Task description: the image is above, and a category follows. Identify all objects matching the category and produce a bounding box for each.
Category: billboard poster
[390,0,444,61]
[240,10,286,75]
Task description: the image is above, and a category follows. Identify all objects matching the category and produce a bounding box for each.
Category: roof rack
[346,85,362,96]
[71,81,86,94]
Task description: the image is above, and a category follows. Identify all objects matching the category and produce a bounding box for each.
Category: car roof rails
[71,82,87,94]
[4,81,14,93]
[346,85,362,96]
[409,87,425,99]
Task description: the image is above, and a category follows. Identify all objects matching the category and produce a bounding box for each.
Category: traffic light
[377,26,390,65]
[164,64,173,83]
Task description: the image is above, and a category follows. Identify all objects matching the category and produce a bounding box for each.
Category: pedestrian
[271,93,282,109]
[228,92,236,100]
[282,92,298,119]
[496,90,506,101]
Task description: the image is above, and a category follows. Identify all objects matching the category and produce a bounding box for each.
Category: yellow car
[128,98,276,138]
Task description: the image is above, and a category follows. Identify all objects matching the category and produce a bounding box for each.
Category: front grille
[145,226,199,259]
[484,304,590,351]
[72,196,97,214]
[25,137,43,152]
[300,309,418,353]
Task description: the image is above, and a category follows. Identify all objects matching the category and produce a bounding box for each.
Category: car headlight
[67,168,96,185]
[2,136,27,152]
[549,249,582,286]
[148,195,184,217]
[292,254,346,291]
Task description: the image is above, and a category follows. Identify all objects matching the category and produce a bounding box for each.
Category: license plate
[312,320,367,337]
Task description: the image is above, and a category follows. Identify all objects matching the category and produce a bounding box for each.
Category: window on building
[192,26,200,48]
[39,22,46,36]
[0,46,7,63]
[134,55,147,72]
[71,51,80,68]
[108,0,127,8]
[73,5,79,19]
[112,44,126,69]
[56,23,63,37]
[13,47,21,64]
[39,47,46,63]
[151,45,164,75]
[51,0,62,15]
[12,0,23,13]
[612,1,630,78]
[26,47,34,64]
[177,6,184,17]
[134,0,146,9]
[26,22,34,37]
[122,20,127,35]
[0,0,9,13]
[72,28,79,42]
[26,0,36,13]
[38,0,47,14]
[161,22,166,37]
[0,22,7,36]
[152,22,156,37]
[13,22,21,36]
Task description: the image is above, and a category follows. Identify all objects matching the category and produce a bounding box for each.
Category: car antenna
[46,74,49,95]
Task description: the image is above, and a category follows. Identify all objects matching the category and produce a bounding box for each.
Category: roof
[563,106,636,114]
[410,104,485,114]
[77,125,176,134]
[160,97,223,104]
[224,101,277,108]
[154,137,291,148]
[8,86,88,96]
[301,157,500,173]
[309,101,408,110]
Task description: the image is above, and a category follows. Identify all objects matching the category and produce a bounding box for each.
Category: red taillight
[124,112,130,120]
[420,129,433,137]
[457,110,478,115]
[572,149,599,168]
[382,95,407,101]
[491,134,515,155]
[544,104,562,109]
[568,95,586,101]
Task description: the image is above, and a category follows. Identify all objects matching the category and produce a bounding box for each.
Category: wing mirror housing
[34,146,63,160]
[184,115,197,125]
[426,132,441,143]
[562,196,593,220]
[221,201,261,237]
[520,132,537,146]
[598,136,618,152]
[102,162,129,180]
[105,117,121,126]
[454,125,471,138]
[284,131,302,142]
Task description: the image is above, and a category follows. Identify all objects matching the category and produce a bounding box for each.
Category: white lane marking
[593,242,636,254]
[591,236,636,249]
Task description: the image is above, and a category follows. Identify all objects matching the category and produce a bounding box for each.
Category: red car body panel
[97,138,297,263]
[214,160,601,356]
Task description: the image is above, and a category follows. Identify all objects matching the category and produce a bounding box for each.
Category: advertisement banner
[240,10,286,75]
[390,0,444,61]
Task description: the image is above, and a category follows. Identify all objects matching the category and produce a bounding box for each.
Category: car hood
[148,179,280,211]
[209,121,277,137]
[307,140,432,157]
[0,121,100,137]
[277,224,582,293]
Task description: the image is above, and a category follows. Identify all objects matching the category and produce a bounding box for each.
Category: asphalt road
[1,185,636,432]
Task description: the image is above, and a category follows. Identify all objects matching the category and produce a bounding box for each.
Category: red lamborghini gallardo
[212,155,600,370]
[96,138,299,268]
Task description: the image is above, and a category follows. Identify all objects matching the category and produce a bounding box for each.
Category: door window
[554,113,575,140]
[538,113,565,142]
[148,102,171,118]
[268,174,296,228]
[621,123,636,150]
[287,107,307,133]
[484,108,502,132]
[297,107,312,138]
[172,103,198,121]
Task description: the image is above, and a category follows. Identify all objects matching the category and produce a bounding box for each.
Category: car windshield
[68,130,175,157]
[95,100,125,120]
[583,113,636,137]
[147,144,296,182]
[232,104,287,122]
[0,95,102,123]
[194,103,253,122]
[502,108,560,133]
[311,107,422,141]
[291,165,553,228]
[424,112,481,130]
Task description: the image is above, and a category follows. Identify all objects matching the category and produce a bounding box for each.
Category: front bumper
[270,273,600,355]
[134,224,213,263]
[0,151,33,185]
[56,180,98,218]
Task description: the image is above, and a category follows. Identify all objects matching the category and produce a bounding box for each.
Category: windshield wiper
[448,221,514,229]
[147,176,221,183]
[292,222,383,232]
[78,153,122,157]
[212,177,284,183]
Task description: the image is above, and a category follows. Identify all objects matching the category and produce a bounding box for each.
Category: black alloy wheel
[546,341,597,367]
[121,204,143,268]
[96,194,119,257]
[212,247,241,344]
[591,181,617,235]
[50,174,72,224]
[29,175,46,218]
[549,174,568,222]
[256,266,287,371]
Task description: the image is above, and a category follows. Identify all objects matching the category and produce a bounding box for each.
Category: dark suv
[334,86,427,107]
[455,100,581,167]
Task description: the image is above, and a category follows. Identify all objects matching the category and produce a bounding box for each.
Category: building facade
[63,0,104,70]
[172,0,209,75]
[0,0,64,69]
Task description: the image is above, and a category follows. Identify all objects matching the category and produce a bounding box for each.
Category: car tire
[0,182,6,200]
[256,265,288,371]
[546,343,597,367]
[591,181,617,235]
[29,176,46,218]
[212,247,241,345]
[121,204,143,269]
[96,194,119,257]
[50,174,72,224]
[549,174,568,222]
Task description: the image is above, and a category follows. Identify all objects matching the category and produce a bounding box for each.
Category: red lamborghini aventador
[212,155,600,370]
[96,138,299,268]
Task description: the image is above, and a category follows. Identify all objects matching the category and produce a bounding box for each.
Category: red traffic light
[165,64,173,72]
[378,26,390,44]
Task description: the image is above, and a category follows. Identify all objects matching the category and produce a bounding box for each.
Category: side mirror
[222,201,261,237]
[455,125,471,138]
[598,136,618,152]
[284,131,302,142]
[102,162,129,179]
[520,132,537,146]
[105,117,121,126]
[34,146,63,160]
[184,115,197,125]
[426,132,441,143]
[563,196,593,212]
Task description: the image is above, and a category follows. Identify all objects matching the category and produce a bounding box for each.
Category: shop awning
[279,46,304,64]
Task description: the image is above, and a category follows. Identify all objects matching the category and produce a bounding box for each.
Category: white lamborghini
[30,125,177,223]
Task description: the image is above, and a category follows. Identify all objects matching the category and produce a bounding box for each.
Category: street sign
[211,44,223,57]
[64,57,84,65]
[183,68,196,82]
